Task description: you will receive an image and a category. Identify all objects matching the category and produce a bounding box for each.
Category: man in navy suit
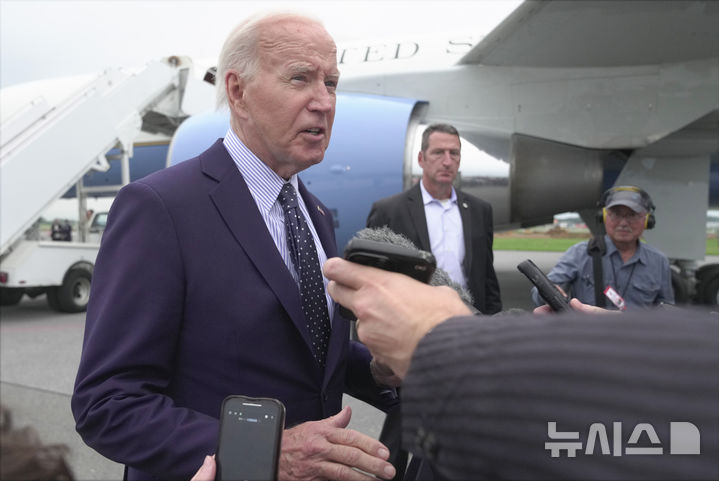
[72,13,396,481]
[366,124,502,314]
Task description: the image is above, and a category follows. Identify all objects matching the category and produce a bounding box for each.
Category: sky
[0,0,522,88]
[0,0,522,220]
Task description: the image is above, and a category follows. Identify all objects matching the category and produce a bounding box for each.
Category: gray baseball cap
[605,188,651,213]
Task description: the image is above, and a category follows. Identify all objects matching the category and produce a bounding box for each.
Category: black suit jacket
[366,183,502,314]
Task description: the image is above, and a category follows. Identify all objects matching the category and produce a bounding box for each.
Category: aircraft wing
[156,0,719,264]
[458,0,719,68]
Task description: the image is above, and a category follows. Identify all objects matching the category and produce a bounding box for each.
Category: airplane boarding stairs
[0,56,191,255]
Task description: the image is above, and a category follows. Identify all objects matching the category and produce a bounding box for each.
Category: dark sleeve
[482,202,502,314]
[71,182,217,480]
[344,340,399,412]
[401,309,719,481]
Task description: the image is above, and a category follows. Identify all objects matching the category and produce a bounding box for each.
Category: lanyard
[610,258,637,298]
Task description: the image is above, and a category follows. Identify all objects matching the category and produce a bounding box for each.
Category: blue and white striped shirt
[222,129,334,320]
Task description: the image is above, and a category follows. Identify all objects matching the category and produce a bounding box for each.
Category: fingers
[534,299,617,315]
[190,455,216,481]
[319,434,395,481]
[324,257,368,290]
[322,443,395,481]
[279,412,395,481]
[327,278,354,315]
[569,298,617,314]
[328,405,352,429]
[533,304,553,315]
[325,422,390,462]
[569,298,587,311]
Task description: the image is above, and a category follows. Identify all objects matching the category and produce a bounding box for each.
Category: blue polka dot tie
[278,183,331,365]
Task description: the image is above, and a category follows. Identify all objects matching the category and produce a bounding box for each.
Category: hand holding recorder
[340,238,436,319]
[324,256,472,379]
[517,259,572,312]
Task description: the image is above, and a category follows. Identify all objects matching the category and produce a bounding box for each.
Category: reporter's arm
[401,308,719,480]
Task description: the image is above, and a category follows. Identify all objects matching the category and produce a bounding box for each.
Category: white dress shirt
[419,181,467,287]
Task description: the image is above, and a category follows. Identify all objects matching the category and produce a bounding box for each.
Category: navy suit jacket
[72,140,391,480]
[367,183,502,314]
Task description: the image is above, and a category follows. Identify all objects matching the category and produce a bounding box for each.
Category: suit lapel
[202,142,315,355]
[406,183,431,251]
[457,191,474,274]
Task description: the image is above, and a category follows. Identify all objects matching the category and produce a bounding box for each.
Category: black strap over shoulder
[587,236,607,308]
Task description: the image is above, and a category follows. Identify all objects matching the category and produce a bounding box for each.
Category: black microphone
[350,226,475,307]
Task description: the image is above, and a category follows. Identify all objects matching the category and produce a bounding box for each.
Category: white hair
[215,12,325,109]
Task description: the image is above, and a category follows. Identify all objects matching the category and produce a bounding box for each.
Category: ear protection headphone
[596,186,656,229]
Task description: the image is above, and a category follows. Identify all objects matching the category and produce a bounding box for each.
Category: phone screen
[216,397,285,481]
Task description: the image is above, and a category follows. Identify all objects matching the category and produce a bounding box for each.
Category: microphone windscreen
[353,226,416,249]
[352,227,475,307]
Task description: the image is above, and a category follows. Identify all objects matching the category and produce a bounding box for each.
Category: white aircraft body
[1,0,718,310]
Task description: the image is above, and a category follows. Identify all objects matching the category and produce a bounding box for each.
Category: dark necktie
[278,183,331,365]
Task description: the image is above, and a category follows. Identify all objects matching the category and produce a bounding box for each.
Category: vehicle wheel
[697,270,719,306]
[696,264,719,283]
[48,269,92,313]
[0,287,24,306]
[670,269,690,305]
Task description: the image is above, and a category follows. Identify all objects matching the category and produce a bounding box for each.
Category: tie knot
[278,183,299,210]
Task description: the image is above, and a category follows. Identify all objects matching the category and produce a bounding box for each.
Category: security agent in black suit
[366,124,502,314]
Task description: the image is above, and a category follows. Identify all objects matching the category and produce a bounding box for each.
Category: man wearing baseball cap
[531,186,674,310]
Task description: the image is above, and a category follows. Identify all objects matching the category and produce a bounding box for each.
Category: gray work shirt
[531,235,674,309]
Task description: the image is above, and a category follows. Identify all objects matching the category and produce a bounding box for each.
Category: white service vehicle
[1,57,194,312]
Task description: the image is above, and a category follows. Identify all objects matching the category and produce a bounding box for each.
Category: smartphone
[340,238,437,319]
[216,395,285,481]
[517,259,572,312]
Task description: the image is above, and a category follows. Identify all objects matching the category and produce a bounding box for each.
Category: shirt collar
[223,128,298,213]
[605,235,646,265]
[419,180,457,206]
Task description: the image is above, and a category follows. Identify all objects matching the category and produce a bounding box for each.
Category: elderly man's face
[605,205,647,245]
[236,19,339,179]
